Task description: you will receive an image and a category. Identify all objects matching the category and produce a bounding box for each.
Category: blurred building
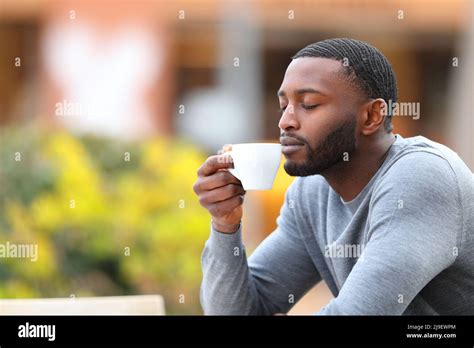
[2,0,472,159]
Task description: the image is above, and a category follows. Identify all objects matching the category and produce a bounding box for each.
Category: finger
[197,154,234,177]
[199,183,246,206]
[222,144,232,152]
[196,170,242,192]
[217,144,233,155]
[208,195,244,218]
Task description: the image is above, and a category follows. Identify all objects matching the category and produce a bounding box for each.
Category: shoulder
[388,135,471,183]
[388,150,453,176]
[380,139,460,193]
[372,149,461,216]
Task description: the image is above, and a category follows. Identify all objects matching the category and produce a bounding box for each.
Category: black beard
[284,117,357,177]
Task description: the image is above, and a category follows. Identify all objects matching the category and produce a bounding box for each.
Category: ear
[360,98,387,136]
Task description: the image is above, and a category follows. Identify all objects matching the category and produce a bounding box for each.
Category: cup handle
[225,151,240,181]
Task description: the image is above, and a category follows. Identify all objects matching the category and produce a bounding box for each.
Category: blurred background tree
[0,125,210,314]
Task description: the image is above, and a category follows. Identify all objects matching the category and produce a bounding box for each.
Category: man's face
[278,57,362,176]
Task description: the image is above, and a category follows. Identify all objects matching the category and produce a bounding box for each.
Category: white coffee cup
[226,143,282,190]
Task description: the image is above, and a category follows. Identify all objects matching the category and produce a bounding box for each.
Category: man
[193,38,474,315]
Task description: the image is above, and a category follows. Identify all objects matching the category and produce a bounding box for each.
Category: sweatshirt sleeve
[200,179,321,315]
[316,152,461,315]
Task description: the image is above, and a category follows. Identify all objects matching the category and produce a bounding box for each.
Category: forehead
[279,57,346,95]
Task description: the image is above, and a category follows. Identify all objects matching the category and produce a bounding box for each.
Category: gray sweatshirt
[200,134,474,315]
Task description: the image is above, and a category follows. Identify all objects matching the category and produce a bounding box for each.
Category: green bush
[0,125,210,314]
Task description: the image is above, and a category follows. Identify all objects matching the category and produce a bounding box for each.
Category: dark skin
[278,57,396,201]
[193,56,396,234]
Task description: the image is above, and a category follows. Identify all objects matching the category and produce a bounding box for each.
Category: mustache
[280,132,308,146]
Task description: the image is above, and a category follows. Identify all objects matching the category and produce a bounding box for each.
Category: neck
[321,133,396,202]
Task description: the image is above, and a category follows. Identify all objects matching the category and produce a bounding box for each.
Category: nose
[278,104,300,131]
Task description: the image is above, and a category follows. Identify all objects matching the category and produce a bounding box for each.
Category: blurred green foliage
[0,125,210,314]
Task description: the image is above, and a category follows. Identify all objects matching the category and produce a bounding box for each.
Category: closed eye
[301,104,319,110]
[278,104,319,114]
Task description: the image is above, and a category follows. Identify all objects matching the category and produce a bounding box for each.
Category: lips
[280,136,305,146]
[280,136,305,156]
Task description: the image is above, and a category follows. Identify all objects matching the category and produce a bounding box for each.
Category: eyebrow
[277,88,326,97]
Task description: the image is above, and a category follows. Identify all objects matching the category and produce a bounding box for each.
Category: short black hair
[292,38,397,132]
